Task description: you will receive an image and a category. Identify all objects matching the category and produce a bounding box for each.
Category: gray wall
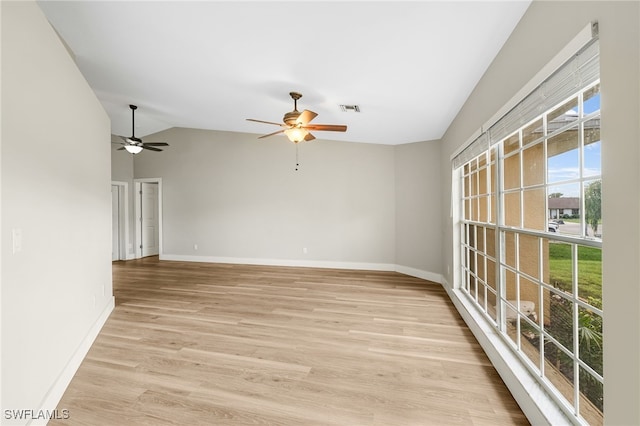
[1,1,113,421]
[132,129,442,275]
[439,1,639,424]
[134,128,402,268]
[395,140,442,275]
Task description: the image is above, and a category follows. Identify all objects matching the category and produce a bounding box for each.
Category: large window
[457,38,602,425]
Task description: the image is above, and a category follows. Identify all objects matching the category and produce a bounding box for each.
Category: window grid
[459,82,602,424]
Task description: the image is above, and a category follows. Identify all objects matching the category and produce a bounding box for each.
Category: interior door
[141,182,159,257]
[111,185,120,261]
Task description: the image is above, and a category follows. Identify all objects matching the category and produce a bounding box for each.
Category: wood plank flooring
[52,257,528,425]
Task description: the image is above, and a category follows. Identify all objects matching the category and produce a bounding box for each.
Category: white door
[111,185,120,261]
[141,182,159,257]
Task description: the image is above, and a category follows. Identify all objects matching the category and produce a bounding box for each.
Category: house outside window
[455,37,602,425]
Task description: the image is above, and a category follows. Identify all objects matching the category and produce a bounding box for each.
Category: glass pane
[478,196,489,223]
[463,174,470,197]
[490,192,496,224]
[523,118,544,146]
[548,96,579,125]
[578,245,602,303]
[547,125,579,184]
[522,142,545,187]
[544,338,575,406]
[505,270,517,310]
[578,306,603,376]
[519,276,541,324]
[470,172,478,196]
[478,167,488,195]
[547,241,573,294]
[504,153,521,190]
[584,146,601,180]
[579,367,603,419]
[521,319,541,371]
[486,228,496,258]
[548,183,580,235]
[464,198,471,220]
[487,259,496,290]
[519,234,539,279]
[478,152,487,169]
[477,254,486,284]
[476,226,485,252]
[584,180,602,239]
[504,231,517,268]
[504,132,520,155]
[487,287,498,323]
[583,83,600,115]
[523,188,546,231]
[478,282,487,311]
[504,192,521,227]
[549,295,574,351]
[468,225,476,249]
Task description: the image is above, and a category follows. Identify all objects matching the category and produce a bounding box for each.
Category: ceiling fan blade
[247,118,286,127]
[117,147,126,150]
[305,124,347,132]
[143,142,169,146]
[296,110,318,125]
[304,132,316,141]
[143,146,163,152]
[258,129,286,139]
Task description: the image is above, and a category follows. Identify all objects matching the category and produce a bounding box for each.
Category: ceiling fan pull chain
[295,144,300,171]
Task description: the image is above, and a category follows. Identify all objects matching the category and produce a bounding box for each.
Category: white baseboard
[441,279,571,426]
[32,297,115,425]
[160,253,398,272]
[394,265,443,284]
[160,254,442,286]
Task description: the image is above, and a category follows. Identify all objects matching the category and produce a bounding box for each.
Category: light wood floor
[53,257,528,425]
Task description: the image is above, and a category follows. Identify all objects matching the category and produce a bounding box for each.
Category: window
[456,37,601,425]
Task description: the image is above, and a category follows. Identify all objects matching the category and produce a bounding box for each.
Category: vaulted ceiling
[37,1,531,145]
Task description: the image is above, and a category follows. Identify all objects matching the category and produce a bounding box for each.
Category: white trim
[394,264,442,284]
[443,281,572,426]
[32,297,115,426]
[160,254,442,284]
[111,181,130,261]
[160,253,396,272]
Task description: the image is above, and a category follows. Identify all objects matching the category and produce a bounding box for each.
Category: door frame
[111,181,130,261]
[134,178,163,259]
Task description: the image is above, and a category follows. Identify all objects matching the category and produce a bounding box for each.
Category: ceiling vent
[339,104,361,113]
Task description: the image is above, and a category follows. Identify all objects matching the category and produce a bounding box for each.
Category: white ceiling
[37,1,531,145]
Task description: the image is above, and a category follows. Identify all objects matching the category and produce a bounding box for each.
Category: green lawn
[548,243,602,304]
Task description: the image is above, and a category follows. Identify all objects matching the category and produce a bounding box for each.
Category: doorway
[134,178,162,258]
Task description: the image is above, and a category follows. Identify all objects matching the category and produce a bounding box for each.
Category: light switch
[12,228,22,254]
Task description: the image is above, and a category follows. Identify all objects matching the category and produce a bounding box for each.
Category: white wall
[439,1,640,424]
[133,127,401,269]
[1,2,114,423]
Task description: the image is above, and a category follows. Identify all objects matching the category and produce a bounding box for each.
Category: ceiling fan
[115,104,169,154]
[246,92,347,143]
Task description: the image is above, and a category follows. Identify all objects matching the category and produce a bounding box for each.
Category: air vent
[339,104,361,112]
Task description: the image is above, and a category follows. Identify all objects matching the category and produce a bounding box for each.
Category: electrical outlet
[194,244,198,250]
[302,247,308,254]
[12,228,22,254]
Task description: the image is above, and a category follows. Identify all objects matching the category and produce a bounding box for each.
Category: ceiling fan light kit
[247,92,348,144]
[116,104,169,154]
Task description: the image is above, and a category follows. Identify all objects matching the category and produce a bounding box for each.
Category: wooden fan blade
[247,118,286,127]
[296,110,318,125]
[144,146,163,152]
[304,132,316,141]
[117,146,125,150]
[143,142,169,146]
[304,124,347,132]
[258,129,286,139]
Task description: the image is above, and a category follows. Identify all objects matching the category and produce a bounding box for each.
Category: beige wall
[1,1,113,421]
[440,1,640,424]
